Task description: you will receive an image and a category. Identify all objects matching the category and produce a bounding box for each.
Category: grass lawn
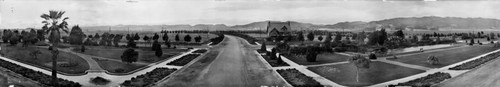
[92,58,146,73]
[0,45,89,74]
[283,53,350,65]
[308,61,425,87]
[389,45,500,68]
[74,46,188,63]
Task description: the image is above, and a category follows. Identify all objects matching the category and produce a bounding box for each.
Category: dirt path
[157,35,287,87]
[437,57,500,87]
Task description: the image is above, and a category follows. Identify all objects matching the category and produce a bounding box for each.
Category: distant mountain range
[80,16,500,32]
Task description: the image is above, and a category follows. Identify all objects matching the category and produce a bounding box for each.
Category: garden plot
[389,45,499,68]
[0,45,89,74]
[283,53,350,65]
[73,46,187,63]
[307,61,425,87]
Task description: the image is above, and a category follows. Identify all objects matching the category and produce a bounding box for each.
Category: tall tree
[152,40,162,57]
[349,55,371,82]
[393,30,405,38]
[2,30,11,43]
[317,35,323,41]
[324,33,332,43]
[41,10,71,86]
[162,32,169,46]
[307,32,314,41]
[297,32,304,41]
[152,33,160,41]
[94,33,100,40]
[113,34,123,47]
[194,35,202,42]
[143,35,150,47]
[378,29,388,45]
[121,49,139,63]
[184,34,191,42]
[334,33,342,42]
[69,25,86,45]
[175,34,180,41]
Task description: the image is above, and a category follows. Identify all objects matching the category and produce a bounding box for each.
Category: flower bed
[389,72,451,87]
[449,51,500,70]
[0,58,81,87]
[192,49,208,53]
[260,54,289,67]
[277,69,322,87]
[166,54,201,66]
[121,68,177,87]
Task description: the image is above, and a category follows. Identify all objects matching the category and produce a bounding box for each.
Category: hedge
[389,72,451,87]
[449,51,500,70]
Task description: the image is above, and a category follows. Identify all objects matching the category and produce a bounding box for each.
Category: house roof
[266,21,291,33]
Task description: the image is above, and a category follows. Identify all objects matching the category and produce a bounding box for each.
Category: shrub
[121,49,139,63]
[427,55,439,65]
[90,76,111,85]
[306,52,317,62]
[369,53,377,59]
[390,72,451,87]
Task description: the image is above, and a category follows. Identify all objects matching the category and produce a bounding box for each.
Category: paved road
[161,35,287,87]
[437,57,500,87]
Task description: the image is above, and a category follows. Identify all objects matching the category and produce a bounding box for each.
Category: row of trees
[2,29,40,47]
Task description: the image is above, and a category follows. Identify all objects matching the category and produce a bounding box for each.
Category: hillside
[78,16,500,32]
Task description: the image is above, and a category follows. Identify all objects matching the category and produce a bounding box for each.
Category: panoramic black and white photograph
[1,0,500,87]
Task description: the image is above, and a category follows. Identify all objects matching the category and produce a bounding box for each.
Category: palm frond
[40,14,50,20]
[57,11,66,19]
[63,17,69,21]
[49,10,58,19]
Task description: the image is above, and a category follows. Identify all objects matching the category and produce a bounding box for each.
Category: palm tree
[40,10,70,87]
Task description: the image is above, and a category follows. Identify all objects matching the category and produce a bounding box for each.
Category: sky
[1,0,500,29]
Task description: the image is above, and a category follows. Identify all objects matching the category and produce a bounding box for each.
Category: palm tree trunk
[356,67,359,82]
[51,50,58,87]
